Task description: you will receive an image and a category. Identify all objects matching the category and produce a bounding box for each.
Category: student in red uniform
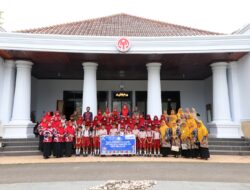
[152,116,160,130]
[146,126,154,156]
[105,121,112,135]
[75,126,82,156]
[112,107,120,118]
[138,114,144,129]
[121,104,129,117]
[153,126,161,157]
[138,126,147,156]
[119,127,126,136]
[132,124,140,155]
[145,114,152,128]
[97,109,103,121]
[38,118,48,152]
[43,112,52,122]
[109,124,118,136]
[65,121,75,157]
[125,126,133,135]
[127,119,134,130]
[92,125,101,156]
[82,125,91,156]
[53,123,65,158]
[43,122,53,159]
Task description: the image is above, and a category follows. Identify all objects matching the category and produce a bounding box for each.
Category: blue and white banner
[100,135,136,155]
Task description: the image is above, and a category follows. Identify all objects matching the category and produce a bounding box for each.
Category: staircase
[0,137,250,156]
[209,138,250,156]
[0,138,41,156]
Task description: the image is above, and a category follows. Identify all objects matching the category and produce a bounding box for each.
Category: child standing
[153,126,161,157]
[75,126,82,156]
[132,125,140,155]
[82,125,91,156]
[146,126,153,156]
[138,126,147,156]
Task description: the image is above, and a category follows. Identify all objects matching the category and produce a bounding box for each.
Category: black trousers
[39,135,44,152]
[65,142,73,157]
[53,142,63,157]
[43,142,52,158]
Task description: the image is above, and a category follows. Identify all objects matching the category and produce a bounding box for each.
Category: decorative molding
[0,32,250,54]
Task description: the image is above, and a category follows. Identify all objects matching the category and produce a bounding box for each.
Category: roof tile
[17,13,220,36]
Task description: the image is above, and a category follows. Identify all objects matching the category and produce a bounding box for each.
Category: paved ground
[1,156,250,189]
[0,162,250,184]
[1,181,250,190]
[1,155,250,164]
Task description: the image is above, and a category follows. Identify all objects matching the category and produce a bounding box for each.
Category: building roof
[17,13,219,37]
[0,26,6,32]
[233,23,250,34]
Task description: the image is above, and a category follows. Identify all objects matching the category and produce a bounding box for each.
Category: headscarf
[197,120,208,142]
[177,108,184,119]
[180,122,190,141]
[160,120,168,140]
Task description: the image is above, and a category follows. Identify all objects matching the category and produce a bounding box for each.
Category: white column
[5,60,35,138]
[146,62,162,118]
[0,57,5,120]
[0,57,5,137]
[211,62,231,122]
[10,60,33,124]
[0,60,15,124]
[228,62,241,123]
[209,62,240,138]
[82,62,98,117]
[228,61,243,136]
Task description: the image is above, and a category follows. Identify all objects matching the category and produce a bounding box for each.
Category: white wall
[237,53,250,121]
[32,79,211,124]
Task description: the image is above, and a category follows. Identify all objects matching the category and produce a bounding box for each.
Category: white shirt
[119,131,125,136]
[153,131,160,140]
[109,128,118,136]
[82,129,90,137]
[132,129,139,137]
[146,130,153,138]
[138,131,147,138]
[98,129,108,136]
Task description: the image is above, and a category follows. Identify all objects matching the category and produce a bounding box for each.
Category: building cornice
[0,32,250,54]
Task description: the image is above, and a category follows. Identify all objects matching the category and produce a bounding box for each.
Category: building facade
[0,14,250,138]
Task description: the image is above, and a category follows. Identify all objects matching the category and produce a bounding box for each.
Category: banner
[100,135,136,155]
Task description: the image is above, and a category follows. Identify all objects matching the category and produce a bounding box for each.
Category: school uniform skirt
[200,147,210,159]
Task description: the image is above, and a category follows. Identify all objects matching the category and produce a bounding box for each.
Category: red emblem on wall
[116,37,131,52]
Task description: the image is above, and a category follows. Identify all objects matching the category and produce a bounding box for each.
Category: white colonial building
[0,14,250,138]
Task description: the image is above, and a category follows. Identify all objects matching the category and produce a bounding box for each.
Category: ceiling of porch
[0,50,245,80]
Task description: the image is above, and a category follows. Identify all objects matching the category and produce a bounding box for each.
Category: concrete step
[2,146,39,151]
[0,150,42,156]
[3,141,39,147]
[208,141,249,146]
[2,138,39,142]
[209,145,250,151]
[210,150,250,156]
[208,138,245,142]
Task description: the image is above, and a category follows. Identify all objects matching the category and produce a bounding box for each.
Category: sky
[0,0,249,34]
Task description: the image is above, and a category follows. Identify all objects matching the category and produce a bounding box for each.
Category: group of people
[38,105,210,160]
